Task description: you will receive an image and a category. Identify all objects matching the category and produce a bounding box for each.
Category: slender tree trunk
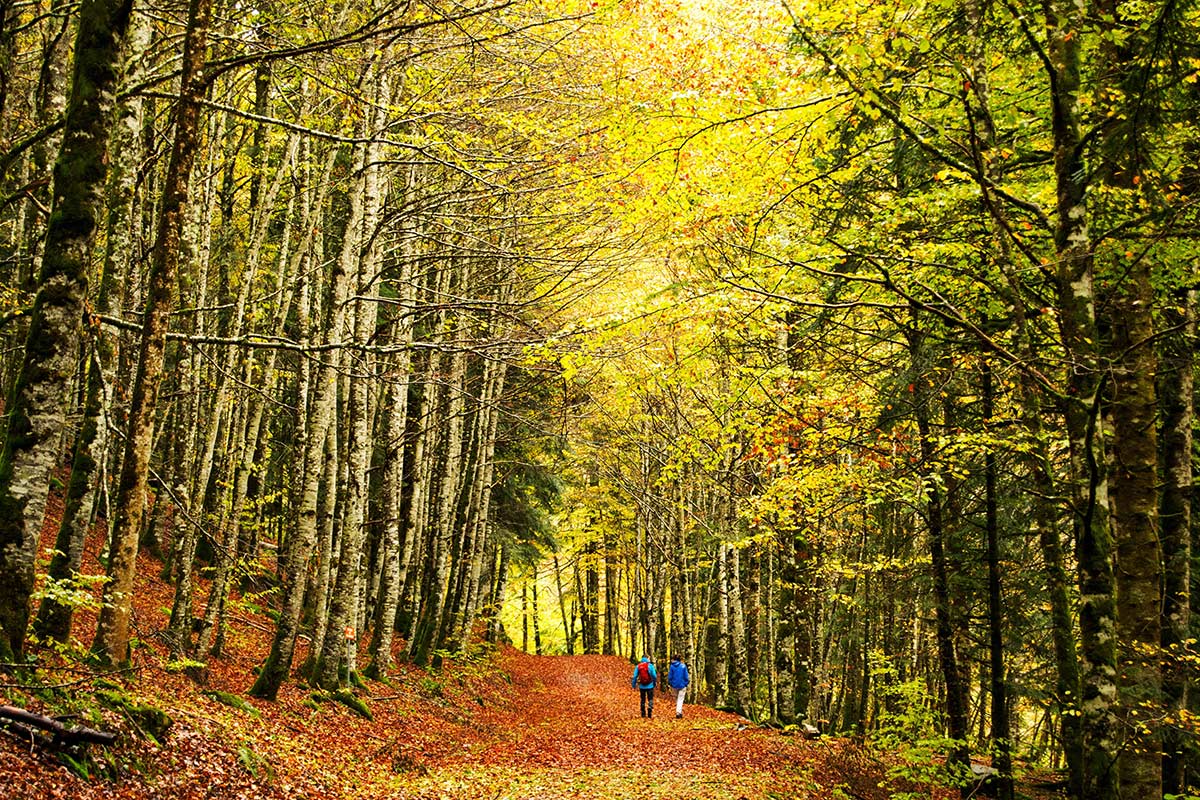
[774,518,797,724]
[314,119,385,688]
[485,539,511,643]
[531,565,543,655]
[250,192,323,696]
[983,364,1013,800]
[713,544,730,708]
[411,268,468,665]
[1160,288,1194,793]
[458,348,507,644]
[725,543,752,717]
[1044,0,1119,793]
[554,553,573,654]
[400,345,439,644]
[304,423,339,676]
[583,538,600,653]
[364,365,409,679]
[521,581,529,652]
[907,316,970,785]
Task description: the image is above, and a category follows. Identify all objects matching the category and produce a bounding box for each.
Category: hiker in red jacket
[631,655,658,718]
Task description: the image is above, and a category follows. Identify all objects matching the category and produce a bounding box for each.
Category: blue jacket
[631,659,658,689]
[667,659,690,689]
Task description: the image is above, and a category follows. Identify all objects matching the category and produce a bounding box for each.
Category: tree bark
[1106,238,1162,799]
[907,315,970,785]
[1159,288,1194,793]
[0,0,133,662]
[92,0,211,667]
[313,122,384,688]
[983,363,1013,800]
[1044,0,1119,793]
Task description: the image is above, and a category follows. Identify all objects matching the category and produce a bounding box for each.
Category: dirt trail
[396,650,821,799]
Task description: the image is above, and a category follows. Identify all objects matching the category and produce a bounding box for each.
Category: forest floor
[2,634,938,800]
[0,501,1046,799]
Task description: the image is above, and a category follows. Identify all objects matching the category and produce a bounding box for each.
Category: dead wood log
[0,705,117,748]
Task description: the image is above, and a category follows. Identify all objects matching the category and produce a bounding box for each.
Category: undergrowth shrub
[867,674,968,797]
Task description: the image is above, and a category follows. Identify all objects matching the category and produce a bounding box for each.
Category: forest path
[393,650,822,799]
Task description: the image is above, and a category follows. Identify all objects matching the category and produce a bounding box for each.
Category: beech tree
[0,0,133,661]
[0,3,1195,797]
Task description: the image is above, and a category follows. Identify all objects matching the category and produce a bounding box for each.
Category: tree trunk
[364,364,409,679]
[713,543,729,708]
[583,538,600,653]
[1159,288,1194,793]
[983,364,1013,800]
[303,423,339,677]
[31,6,151,644]
[554,553,573,654]
[1094,6,1163,795]
[1044,0,1119,793]
[725,543,752,717]
[1107,231,1162,800]
[457,347,507,645]
[249,211,319,696]
[908,315,970,785]
[314,113,385,688]
[485,539,511,644]
[0,0,134,662]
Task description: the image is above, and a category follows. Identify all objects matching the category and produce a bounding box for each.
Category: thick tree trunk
[1108,239,1162,799]
[1093,6,1163,795]
[0,0,134,662]
[32,7,151,645]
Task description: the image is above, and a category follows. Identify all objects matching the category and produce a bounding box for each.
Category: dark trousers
[639,687,654,717]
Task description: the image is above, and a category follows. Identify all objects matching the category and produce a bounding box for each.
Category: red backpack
[636,661,652,685]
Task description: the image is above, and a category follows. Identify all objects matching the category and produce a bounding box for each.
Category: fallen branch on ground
[0,705,117,750]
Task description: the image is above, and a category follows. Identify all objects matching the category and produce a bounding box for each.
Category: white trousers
[675,686,686,715]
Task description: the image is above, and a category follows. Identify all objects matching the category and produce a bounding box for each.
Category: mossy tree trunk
[0,0,133,662]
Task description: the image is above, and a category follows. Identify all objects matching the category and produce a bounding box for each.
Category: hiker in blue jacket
[667,654,690,718]
[631,655,658,718]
